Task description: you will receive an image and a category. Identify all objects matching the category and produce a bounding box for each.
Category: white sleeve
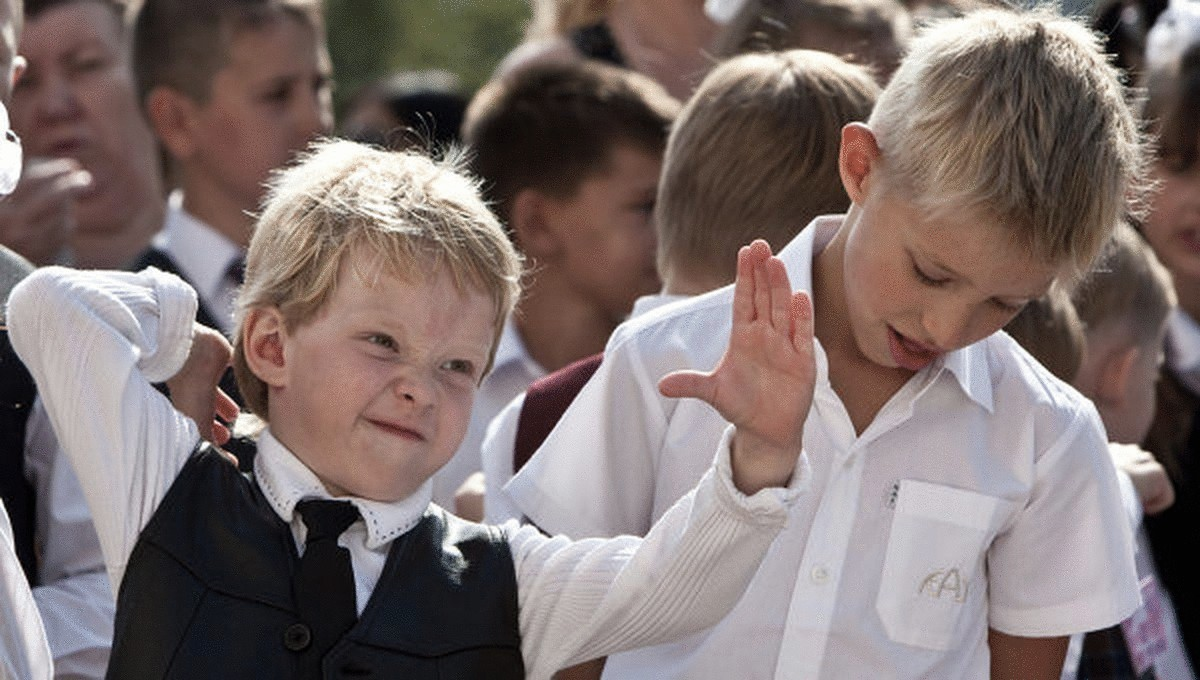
[508,427,807,680]
[481,393,524,524]
[24,399,114,679]
[6,267,202,594]
[987,402,1139,636]
[504,336,669,538]
[1,501,53,680]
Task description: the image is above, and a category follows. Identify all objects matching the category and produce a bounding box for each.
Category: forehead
[219,11,325,78]
[22,1,122,55]
[891,194,1063,299]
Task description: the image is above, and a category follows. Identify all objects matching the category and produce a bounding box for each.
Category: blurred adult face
[9,0,160,239]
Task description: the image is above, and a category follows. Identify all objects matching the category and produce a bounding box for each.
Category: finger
[658,369,716,404]
[20,157,83,182]
[732,245,755,326]
[753,250,770,323]
[767,256,791,333]
[215,388,239,424]
[791,291,814,352]
[212,420,232,448]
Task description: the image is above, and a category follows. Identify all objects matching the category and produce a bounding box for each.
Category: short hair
[232,139,523,419]
[1004,286,1085,383]
[461,60,680,231]
[132,0,324,105]
[1143,0,1200,172]
[656,49,879,286]
[1072,220,1175,348]
[714,0,912,81]
[868,7,1150,282]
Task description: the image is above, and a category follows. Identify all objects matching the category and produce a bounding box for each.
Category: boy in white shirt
[505,9,1147,678]
[6,138,815,679]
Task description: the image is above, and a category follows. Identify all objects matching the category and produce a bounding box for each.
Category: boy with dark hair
[445,60,680,510]
[131,0,332,335]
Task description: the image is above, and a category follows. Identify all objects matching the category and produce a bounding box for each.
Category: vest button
[283,623,312,651]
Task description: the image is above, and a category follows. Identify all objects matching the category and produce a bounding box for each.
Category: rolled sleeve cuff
[713,425,810,523]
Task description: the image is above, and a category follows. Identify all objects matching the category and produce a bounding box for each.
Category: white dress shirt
[151,192,243,334]
[7,265,806,680]
[481,292,688,524]
[23,404,113,679]
[506,215,1139,679]
[432,317,545,508]
[1,501,53,680]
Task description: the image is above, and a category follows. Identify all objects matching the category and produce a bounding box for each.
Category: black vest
[107,444,524,680]
[0,329,38,584]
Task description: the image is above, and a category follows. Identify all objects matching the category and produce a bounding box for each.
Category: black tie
[294,499,360,660]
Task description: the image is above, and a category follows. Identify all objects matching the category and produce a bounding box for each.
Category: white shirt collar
[157,191,243,310]
[492,316,545,379]
[782,214,995,413]
[253,428,432,550]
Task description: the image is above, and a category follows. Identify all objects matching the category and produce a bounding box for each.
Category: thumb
[658,369,715,402]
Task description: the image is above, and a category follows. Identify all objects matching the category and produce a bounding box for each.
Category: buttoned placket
[773,345,941,679]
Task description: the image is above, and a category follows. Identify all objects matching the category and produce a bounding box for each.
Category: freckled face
[835,191,1061,372]
[269,257,496,502]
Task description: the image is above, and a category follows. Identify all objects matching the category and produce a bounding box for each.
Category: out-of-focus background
[325,0,529,116]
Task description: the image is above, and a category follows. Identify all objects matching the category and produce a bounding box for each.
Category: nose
[921,298,979,352]
[294,85,333,142]
[33,73,82,125]
[392,368,436,408]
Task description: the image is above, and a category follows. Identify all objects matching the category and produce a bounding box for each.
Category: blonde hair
[1073,220,1176,347]
[656,49,878,287]
[868,7,1150,281]
[1004,287,1085,383]
[232,139,522,418]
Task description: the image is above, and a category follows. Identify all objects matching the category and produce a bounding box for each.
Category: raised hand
[166,323,239,450]
[658,240,815,495]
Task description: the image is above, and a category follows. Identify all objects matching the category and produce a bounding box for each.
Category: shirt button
[811,564,830,584]
[283,622,312,651]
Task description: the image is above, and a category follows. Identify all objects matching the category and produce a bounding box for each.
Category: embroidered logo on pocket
[917,567,967,603]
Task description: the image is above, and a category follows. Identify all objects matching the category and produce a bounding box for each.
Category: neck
[661,264,728,296]
[178,170,255,248]
[513,269,618,372]
[70,198,165,269]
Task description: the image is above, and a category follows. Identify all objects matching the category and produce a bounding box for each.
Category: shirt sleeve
[503,335,669,538]
[508,426,808,680]
[25,399,114,679]
[1,501,54,680]
[987,401,1140,636]
[6,266,202,594]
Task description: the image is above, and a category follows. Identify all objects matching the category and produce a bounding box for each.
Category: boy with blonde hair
[7,138,815,679]
[505,9,1147,678]
[131,0,332,335]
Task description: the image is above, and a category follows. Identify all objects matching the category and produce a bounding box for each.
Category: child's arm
[1109,442,1175,516]
[6,267,204,593]
[511,241,813,678]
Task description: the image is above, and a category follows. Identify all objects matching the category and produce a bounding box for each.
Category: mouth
[887,326,941,372]
[365,418,426,442]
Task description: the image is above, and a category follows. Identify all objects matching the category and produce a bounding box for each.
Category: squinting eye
[441,359,476,377]
[367,334,396,350]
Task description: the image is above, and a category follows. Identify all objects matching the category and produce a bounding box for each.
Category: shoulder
[979,331,1105,457]
[605,285,736,368]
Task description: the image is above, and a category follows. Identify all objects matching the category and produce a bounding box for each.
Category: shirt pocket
[875,479,1017,651]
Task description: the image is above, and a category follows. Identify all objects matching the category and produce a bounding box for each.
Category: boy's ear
[1096,345,1140,405]
[145,86,201,161]
[508,187,562,260]
[838,123,882,205]
[241,307,290,388]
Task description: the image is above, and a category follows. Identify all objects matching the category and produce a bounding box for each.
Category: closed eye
[913,262,949,287]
